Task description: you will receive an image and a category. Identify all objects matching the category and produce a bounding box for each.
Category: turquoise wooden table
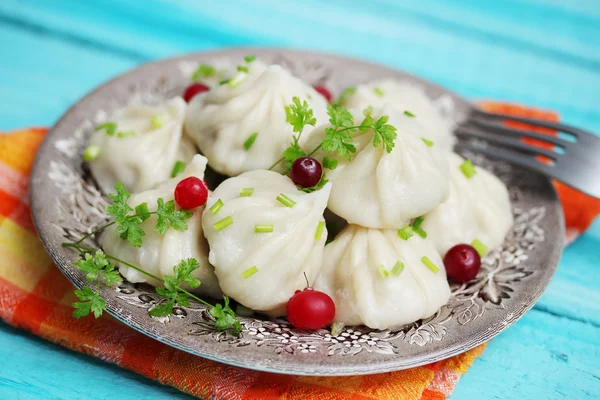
[1,1,599,398]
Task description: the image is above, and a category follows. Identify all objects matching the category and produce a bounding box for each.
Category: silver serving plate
[30,48,564,376]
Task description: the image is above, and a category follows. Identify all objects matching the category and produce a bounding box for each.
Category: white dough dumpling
[88,97,196,194]
[314,225,451,330]
[184,59,328,176]
[202,170,331,316]
[102,155,222,299]
[305,104,450,229]
[340,79,455,151]
[421,153,513,256]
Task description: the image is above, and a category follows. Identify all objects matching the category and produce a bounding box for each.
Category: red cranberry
[444,244,481,283]
[174,177,208,209]
[313,85,333,103]
[291,157,322,188]
[287,287,335,330]
[182,83,209,103]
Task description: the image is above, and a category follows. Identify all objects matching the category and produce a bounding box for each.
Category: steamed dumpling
[304,104,450,229]
[102,155,221,299]
[314,225,451,330]
[184,59,328,176]
[340,79,455,150]
[421,153,513,256]
[202,170,331,316]
[89,97,196,194]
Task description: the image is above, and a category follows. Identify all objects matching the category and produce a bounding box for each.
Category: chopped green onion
[397,225,414,240]
[421,138,434,147]
[322,156,338,170]
[421,256,439,273]
[96,122,117,136]
[213,216,233,231]
[255,224,274,233]
[330,322,345,337]
[276,193,296,208]
[404,110,416,118]
[83,145,100,161]
[237,65,249,73]
[242,266,258,279]
[377,264,389,279]
[471,239,488,257]
[413,226,427,238]
[336,86,356,105]
[219,79,230,85]
[244,55,256,63]
[209,199,224,215]
[235,304,255,317]
[151,114,165,129]
[191,64,216,81]
[391,261,405,277]
[373,88,384,97]
[228,72,247,88]
[135,202,150,221]
[363,106,373,116]
[413,216,424,228]
[240,188,254,197]
[117,130,135,138]
[315,221,325,240]
[460,159,477,179]
[243,132,258,150]
[170,160,186,178]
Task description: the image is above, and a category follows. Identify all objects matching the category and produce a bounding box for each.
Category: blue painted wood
[0,0,598,398]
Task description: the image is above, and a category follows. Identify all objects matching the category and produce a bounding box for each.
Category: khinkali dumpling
[304,104,450,229]
[421,153,513,255]
[314,225,451,330]
[184,59,328,176]
[340,79,455,150]
[89,97,196,194]
[202,170,331,316]
[102,155,221,299]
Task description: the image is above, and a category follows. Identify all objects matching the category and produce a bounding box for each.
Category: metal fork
[455,108,600,198]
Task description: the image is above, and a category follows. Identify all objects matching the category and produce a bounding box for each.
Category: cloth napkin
[1,104,598,400]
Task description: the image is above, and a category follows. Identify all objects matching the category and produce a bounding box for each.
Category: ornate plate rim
[29,47,565,376]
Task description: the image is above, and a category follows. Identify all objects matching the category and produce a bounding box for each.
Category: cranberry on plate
[287,287,335,330]
[174,177,208,209]
[313,85,333,103]
[182,83,210,103]
[443,244,481,283]
[291,157,322,188]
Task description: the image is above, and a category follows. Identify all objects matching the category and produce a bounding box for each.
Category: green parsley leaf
[155,198,193,235]
[285,96,317,133]
[191,64,216,81]
[149,258,202,316]
[210,296,242,335]
[115,215,145,247]
[371,115,397,153]
[75,250,122,286]
[283,142,306,169]
[73,286,106,318]
[105,182,132,219]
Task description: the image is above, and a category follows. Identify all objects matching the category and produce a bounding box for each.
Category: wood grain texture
[0,0,598,398]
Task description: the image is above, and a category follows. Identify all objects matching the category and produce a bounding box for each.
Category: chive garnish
[209,199,224,215]
[471,239,488,257]
[397,225,414,240]
[242,266,258,279]
[413,216,424,228]
[322,157,338,170]
[213,216,233,231]
[244,132,258,150]
[96,122,117,136]
[170,160,186,178]
[237,65,249,73]
[315,221,325,240]
[460,159,477,179]
[421,256,439,273]
[377,265,389,279]
[191,64,216,81]
[117,131,135,138]
[83,145,100,161]
[228,72,247,88]
[391,261,405,277]
[404,110,416,118]
[219,79,230,85]
[421,138,434,147]
[276,193,296,208]
[255,224,274,233]
[240,188,254,197]
[244,55,256,63]
[134,202,150,221]
[373,88,384,97]
[413,226,427,238]
[151,114,165,129]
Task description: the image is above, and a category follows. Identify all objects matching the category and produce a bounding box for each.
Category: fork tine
[463,118,571,148]
[472,109,595,142]
[455,126,559,160]
[455,141,553,176]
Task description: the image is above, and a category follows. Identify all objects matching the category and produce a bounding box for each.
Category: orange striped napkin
[1,105,598,399]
